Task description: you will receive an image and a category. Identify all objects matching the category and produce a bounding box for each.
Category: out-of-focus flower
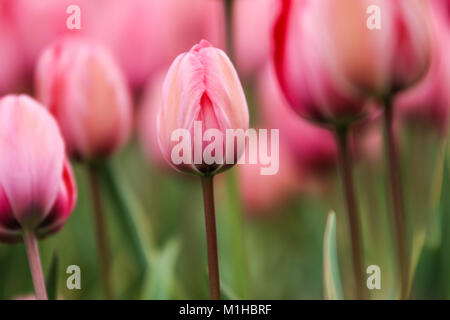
[295,0,432,98]
[436,0,450,27]
[157,40,249,176]
[233,0,275,78]
[258,65,337,177]
[138,69,170,169]
[237,65,337,215]
[273,0,369,125]
[396,0,450,136]
[0,1,27,94]
[6,0,87,67]
[351,108,383,164]
[90,0,224,88]
[35,37,133,161]
[0,95,77,243]
[238,142,301,215]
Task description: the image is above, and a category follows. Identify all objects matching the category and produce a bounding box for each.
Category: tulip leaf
[45,252,59,300]
[220,279,240,300]
[323,211,343,300]
[98,160,153,297]
[145,239,180,300]
[221,171,249,298]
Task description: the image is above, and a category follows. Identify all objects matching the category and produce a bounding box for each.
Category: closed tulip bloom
[157,40,249,176]
[396,3,450,137]
[258,65,337,177]
[0,95,77,243]
[273,0,368,125]
[294,0,431,97]
[0,1,27,94]
[35,37,133,161]
[138,70,171,169]
[90,0,224,88]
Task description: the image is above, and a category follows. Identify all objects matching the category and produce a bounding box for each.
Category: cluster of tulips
[0,0,449,300]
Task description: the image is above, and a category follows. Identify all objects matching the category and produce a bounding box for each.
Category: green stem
[23,231,48,300]
[88,165,113,299]
[201,176,221,300]
[334,127,366,300]
[383,98,409,299]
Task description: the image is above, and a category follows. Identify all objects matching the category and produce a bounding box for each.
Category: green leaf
[45,252,59,300]
[145,239,180,300]
[323,211,343,300]
[98,160,153,297]
[220,280,240,300]
[222,171,249,299]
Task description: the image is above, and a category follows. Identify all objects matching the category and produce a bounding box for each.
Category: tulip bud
[157,40,249,176]
[138,69,171,169]
[396,0,450,136]
[35,37,133,161]
[273,0,368,125]
[258,65,337,177]
[276,0,432,100]
[0,95,77,243]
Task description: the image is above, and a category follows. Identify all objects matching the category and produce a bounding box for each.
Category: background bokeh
[0,0,449,300]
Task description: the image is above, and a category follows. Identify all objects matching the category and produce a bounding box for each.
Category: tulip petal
[0,95,64,228]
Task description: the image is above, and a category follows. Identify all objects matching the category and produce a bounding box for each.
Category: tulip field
[0,0,449,302]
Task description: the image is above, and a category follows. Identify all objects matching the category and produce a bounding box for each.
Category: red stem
[23,231,48,300]
[201,176,221,300]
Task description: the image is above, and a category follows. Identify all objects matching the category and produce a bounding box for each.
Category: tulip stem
[88,165,113,300]
[201,175,221,300]
[334,126,366,300]
[383,98,409,299]
[23,231,48,300]
[224,0,234,60]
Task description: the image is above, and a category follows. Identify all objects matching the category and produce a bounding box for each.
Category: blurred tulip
[313,0,432,97]
[138,69,171,169]
[352,108,383,164]
[157,40,249,176]
[396,0,450,137]
[273,0,369,125]
[258,65,337,178]
[90,0,224,88]
[238,142,301,215]
[35,37,133,161]
[0,95,76,243]
[237,65,337,215]
[233,0,275,77]
[0,1,27,94]
[6,0,87,67]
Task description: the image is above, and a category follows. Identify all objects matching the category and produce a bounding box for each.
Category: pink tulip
[90,0,224,88]
[258,65,337,177]
[273,0,369,124]
[0,95,77,243]
[396,0,450,136]
[35,37,133,160]
[233,0,275,77]
[237,142,301,215]
[157,40,249,176]
[237,64,337,215]
[6,0,87,67]
[138,69,172,169]
[0,1,27,94]
[279,0,432,98]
